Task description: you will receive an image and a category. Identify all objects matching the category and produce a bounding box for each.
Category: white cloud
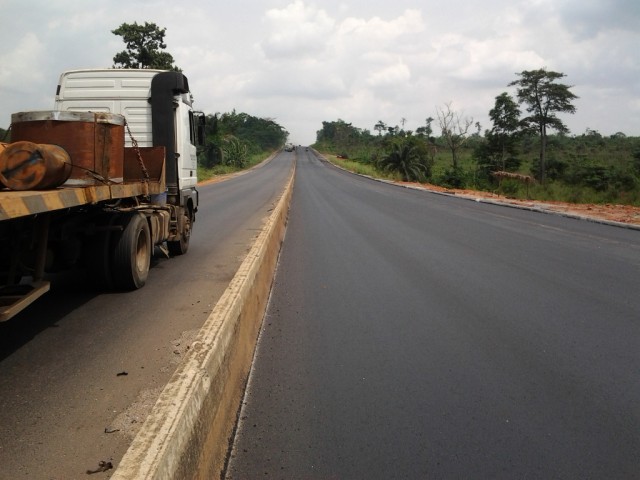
[0,33,50,115]
[0,33,46,88]
[338,8,424,40]
[366,61,411,88]
[0,0,639,144]
[260,1,335,59]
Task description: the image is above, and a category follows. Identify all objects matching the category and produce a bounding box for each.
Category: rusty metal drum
[0,143,7,188]
[10,111,125,185]
[0,141,72,190]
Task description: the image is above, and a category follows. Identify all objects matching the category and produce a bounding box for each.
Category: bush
[562,159,638,192]
[566,162,610,191]
[632,150,640,176]
[437,167,467,188]
[496,179,520,196]
[530,155,567,181]
[222,136,248,168]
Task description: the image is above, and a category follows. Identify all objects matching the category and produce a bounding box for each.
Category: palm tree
[377,139,429,182]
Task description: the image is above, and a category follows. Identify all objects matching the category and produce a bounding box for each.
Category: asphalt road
[0,151,294,480]
[226,150,640,479]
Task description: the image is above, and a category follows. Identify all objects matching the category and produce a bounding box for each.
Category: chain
[124,120,150,181]
[2,124,11,142]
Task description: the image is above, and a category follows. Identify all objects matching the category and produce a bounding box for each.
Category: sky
[1,0,639,145]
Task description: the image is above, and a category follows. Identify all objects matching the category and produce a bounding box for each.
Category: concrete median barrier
[112,163,295,480]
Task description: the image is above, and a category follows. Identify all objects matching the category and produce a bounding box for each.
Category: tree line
[314,69,640,205]
[199,111,288,169]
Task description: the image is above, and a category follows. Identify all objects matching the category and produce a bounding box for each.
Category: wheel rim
[183,213,192,242]
[135,228,150,273]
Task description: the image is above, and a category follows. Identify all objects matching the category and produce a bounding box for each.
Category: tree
[436,102,473,169]
[509,69,577,183]
[377,137,431,182]
[415,117,434,139]
[316,119,362,149]
[487,92,521,171]
[199,111,288,168]
[474,92,522,182]
[374,120,387,136]
[112,22,179,70]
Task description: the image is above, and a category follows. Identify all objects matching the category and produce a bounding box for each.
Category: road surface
[0,151,294,480]
[226,149,640,479]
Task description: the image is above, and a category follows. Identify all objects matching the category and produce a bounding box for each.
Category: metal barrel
[0,141,72,190]
[0,143,6,187]
[10,111,125,185]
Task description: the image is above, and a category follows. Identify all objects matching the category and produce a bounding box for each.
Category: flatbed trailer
[0,69,204,322]
[0,146,169,321]
[0,176,164,221]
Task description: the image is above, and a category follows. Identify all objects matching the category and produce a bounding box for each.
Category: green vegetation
[197,110,288,181]
[197,150,273,180]
[509,69,578,183]
[315,121,640,205]
[112,22,179,70]
[313,70,640,206]
[377,137,432,182]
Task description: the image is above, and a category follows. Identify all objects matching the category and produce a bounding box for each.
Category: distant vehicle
[284,143,294,152]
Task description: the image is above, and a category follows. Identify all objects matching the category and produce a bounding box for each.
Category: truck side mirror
[196,113,206,146]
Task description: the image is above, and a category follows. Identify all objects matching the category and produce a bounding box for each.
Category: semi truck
[0,69,205,321]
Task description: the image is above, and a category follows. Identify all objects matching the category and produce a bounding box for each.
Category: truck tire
[167,209,192,256]
[111,212,151,290]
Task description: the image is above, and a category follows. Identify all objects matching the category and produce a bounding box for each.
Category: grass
[197,150,274,182]
[325,154,403,182]
[320,148,640,206]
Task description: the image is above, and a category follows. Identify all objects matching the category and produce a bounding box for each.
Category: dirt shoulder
[396,180,640,228]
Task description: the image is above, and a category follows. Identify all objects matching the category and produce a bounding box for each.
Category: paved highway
[0,152,294,479]
[227,149,640,479]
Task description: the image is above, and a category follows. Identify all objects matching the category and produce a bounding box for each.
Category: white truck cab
[54,68,202,194]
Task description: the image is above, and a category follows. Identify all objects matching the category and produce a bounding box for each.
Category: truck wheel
[111,212,151,290]
[167,209,192,256]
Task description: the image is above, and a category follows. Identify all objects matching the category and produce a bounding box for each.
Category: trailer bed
[0,146,166,220]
